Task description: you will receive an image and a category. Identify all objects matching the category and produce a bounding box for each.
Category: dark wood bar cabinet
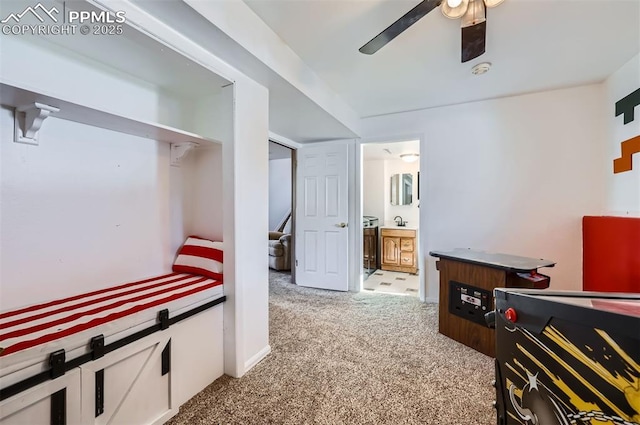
[429,249,555,357]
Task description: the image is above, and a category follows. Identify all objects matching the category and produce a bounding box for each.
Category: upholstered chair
[268,212,292,271]
[268,231,291,270]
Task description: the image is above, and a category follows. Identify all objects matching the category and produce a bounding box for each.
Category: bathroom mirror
[390,173,413,206]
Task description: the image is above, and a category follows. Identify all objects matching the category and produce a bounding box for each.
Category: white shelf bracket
[14,103,60,145]
[170,142,198,167]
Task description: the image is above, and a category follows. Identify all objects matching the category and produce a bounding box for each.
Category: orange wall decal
[613,135,640,173]
[614,88,640,174]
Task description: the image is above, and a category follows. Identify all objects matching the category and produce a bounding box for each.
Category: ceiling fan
[359,0,506,63]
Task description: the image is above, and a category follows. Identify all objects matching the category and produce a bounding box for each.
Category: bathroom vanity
[380,227,417,274]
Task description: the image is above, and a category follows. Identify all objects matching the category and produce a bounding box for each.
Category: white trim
[170,142,198,167]
[348,141,358,292]
[244,345,272,372]
[13,102,59,145]
[224,83,243,379]
[269,131,302,149]
[305,138,359,146]
[351,140,363,293]
[359,133,424,146]
[2,80,217,147]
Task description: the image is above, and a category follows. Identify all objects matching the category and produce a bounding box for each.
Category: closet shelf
[1,81,221,146]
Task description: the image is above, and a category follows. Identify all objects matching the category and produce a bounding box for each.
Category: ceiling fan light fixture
[441,0,469,19]
[400,153,420,163]
[471,62,492,75]
[483,0,506,8]
[461,0,486,27]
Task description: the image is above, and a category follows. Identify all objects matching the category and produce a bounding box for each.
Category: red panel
[583,216,640,293]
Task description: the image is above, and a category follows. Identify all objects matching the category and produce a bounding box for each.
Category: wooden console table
[429,249,555,357]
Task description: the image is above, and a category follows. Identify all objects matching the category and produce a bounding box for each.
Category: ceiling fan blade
[359,0,441,55]
[461,20,486,62]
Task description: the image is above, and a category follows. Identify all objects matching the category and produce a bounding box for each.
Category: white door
[295,143,349,291]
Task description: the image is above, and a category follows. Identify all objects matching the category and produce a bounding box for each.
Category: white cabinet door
[172,305,224,406]
[0,369,82,425]
[80,333,175,425]
[295,143,349,291]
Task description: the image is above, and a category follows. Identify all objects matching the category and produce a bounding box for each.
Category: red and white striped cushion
[0,273,222,358]
[172,237,223,281]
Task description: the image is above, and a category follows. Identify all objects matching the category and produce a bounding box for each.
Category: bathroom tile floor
[363,270,419,297]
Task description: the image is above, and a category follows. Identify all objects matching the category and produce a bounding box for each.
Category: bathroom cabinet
[363,227,379,273]
[380,228,417,274]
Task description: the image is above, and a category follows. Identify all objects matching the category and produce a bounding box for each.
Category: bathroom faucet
[394,216,406,227]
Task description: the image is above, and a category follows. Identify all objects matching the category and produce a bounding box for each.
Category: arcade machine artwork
[493,289,640,425]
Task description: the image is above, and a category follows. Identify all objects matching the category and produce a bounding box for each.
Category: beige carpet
[167,271,496,424]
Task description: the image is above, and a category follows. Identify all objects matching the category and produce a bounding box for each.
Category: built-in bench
[0,237,226,425]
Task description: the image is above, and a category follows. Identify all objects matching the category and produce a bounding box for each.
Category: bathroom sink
[379,223,418,231]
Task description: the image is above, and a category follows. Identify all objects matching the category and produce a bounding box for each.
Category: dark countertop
[429,248,555,272]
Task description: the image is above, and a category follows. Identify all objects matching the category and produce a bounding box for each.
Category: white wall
[0,29,227,312]
[188,87,234,144]
[604,53,640,215]
[222,76,270,376]
[181,146,224,243]
[269,158,292,230]
[361,84,607,299]
[183,87,233,247]
[362,159,385,222]
[0,35,188,132]
[0,108,176,310]
[0,108,223,312]
[0,0,271,383]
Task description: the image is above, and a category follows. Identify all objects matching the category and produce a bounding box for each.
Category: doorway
[268,141,295,282]
[360,140,421,297]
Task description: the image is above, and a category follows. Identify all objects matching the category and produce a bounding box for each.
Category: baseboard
[424,297,439,304]
[244,345,271,372]
[152,408,178,425]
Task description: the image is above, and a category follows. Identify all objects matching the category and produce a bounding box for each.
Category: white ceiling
[129,0,360,143]
[363,140,420,160]
[244,0,640,118]
[3,0,230,99]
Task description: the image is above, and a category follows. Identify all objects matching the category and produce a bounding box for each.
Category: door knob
[337,222,348,228]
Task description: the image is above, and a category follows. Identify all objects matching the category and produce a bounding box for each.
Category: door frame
[354,135,426,301]
[269,132,301,283]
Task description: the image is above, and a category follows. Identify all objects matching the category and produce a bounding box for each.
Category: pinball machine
[491,288,640,425]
